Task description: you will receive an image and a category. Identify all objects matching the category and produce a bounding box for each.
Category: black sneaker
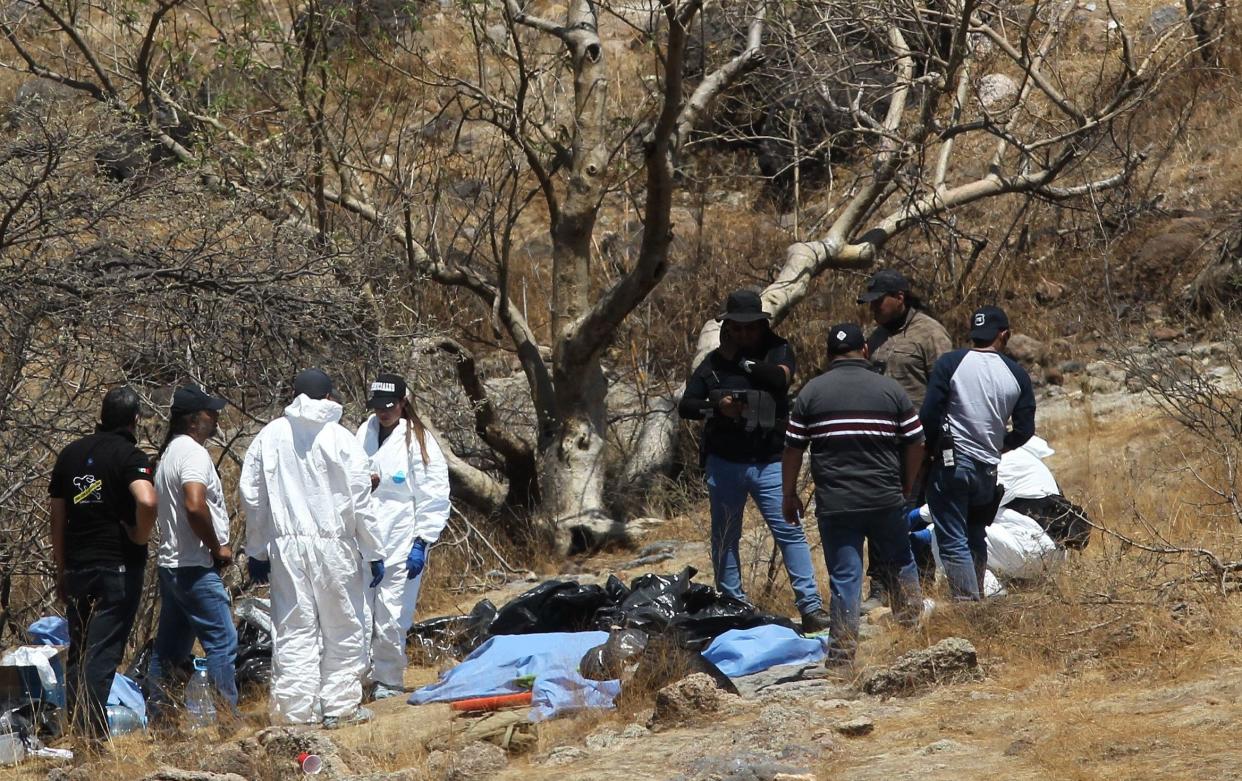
[800,608,832,634]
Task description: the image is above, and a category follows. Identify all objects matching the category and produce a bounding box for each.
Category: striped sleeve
[786,392,811,450]
[898,408,925,442]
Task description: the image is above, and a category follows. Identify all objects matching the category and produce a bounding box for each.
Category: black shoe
[801,608,831,634]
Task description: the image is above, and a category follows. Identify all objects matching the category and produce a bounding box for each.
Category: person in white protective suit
[355,373,451,700]
[240,368,387,727]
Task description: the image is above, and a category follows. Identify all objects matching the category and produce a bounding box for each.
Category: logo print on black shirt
[72,475,104,505]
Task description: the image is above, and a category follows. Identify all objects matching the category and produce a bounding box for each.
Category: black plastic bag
[234,596,274,688]
[624,632,739,697]
[488,581,612,636]
[408,599,497,661]
[580,628,649,681]
[613,567,698,634]
[669,598,796,651]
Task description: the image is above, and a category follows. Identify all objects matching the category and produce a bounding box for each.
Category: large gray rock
[1006,334,1048,368]
[650,672,738,728]
[976,73,1018,111]
[427,740,507,780]
[860,637,982,697]
[142,770,248,781]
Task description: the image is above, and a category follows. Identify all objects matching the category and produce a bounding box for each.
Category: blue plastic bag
[702,625,829,678]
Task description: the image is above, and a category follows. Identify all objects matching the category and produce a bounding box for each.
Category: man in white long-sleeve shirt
[240,368,386,727]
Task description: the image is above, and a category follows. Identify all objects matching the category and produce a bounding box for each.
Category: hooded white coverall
[240,395,384,723]
[355,416,451,688]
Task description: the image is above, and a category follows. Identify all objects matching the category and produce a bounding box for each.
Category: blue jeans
[820,505,922,660]
[147,566,239,712]
[705,454,822,614]
[927,454,996,600]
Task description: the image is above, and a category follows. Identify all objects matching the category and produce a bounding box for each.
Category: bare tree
[0,0,1198,550]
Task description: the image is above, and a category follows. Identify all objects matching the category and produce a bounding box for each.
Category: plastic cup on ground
[298,752,322,775]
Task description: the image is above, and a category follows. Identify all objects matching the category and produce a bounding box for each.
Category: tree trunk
[540,356,615,549]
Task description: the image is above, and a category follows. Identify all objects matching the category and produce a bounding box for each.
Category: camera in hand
[709,388,778,433]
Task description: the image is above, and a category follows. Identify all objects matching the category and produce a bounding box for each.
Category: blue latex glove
[247,557,271,585]
[406,539,428,580]
[369,560,385,588]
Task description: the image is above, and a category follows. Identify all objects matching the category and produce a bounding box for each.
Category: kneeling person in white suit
[240,368,386,727]
[357,373,451,700]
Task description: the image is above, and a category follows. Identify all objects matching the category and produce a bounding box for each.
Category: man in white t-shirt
[146,385,237,717]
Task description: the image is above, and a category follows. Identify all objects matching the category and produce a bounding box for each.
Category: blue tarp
[409,624,829,721]
[25,616,146,723]
[409,632,615,720]
[702,624,829,678]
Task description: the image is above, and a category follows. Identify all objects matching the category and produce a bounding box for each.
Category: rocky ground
[17,337,1242,781]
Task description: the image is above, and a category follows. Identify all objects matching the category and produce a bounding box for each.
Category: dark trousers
[65,564,145,737]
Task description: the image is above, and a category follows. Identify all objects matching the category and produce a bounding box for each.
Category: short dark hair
[100,386,141,431]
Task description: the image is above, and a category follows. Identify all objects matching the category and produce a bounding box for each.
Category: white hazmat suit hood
[241,394,384,723]
[356,415,451,688]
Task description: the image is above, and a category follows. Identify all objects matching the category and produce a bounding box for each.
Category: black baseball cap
[856,269,911,303]
[716,289,771,323]
[171,385,227,414]
[827,323,866,355]
[367,373,407,410]
[969,305,1010,341]
[292,368,334,400]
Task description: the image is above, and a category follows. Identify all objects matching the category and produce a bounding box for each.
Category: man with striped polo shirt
[782,323,926,666]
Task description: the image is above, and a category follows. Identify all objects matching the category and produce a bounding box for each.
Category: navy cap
[292,368,334,400]
[827,323,866,355]
[969,305,1010,341]
[171,385,227,414]
[716,289,771,323]
[366,373,407,410]
[857,269,911,303]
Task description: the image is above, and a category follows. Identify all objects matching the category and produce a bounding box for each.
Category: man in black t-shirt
[680,290,829,634]
[48,387,157,739]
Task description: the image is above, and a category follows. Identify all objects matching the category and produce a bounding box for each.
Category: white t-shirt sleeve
[178,445,215,488]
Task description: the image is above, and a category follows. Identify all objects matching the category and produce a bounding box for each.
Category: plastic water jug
[185,657,217,730]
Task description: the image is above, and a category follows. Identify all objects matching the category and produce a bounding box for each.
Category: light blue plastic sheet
[25,615,146,722]
[409,625,829,720]
[409,631,616,720]
[530,674,622,722]
[702,624,829,678]
[27,616,70,646]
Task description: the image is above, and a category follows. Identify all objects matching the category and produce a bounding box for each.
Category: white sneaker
[323,706,374,729]
[372,683,405,700]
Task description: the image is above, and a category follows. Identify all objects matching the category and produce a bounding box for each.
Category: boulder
[142,771,248,781]
[427,741,507,781]
[1146,4,1182,35]
[1006,334,1048,367]
[833,716,875,737]
[860,637,982,697]
[650,672,737,728]
[976,73,1017,111]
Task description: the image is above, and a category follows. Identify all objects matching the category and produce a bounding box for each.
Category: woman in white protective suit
[356,373,451,700]
[240,368,387,728]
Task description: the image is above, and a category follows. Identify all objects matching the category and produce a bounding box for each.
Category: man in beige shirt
[857,269,952,610]
[858,269,953,408]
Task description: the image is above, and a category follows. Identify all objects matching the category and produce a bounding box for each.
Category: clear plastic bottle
[105,705,144,736]
[184,657,217,730]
